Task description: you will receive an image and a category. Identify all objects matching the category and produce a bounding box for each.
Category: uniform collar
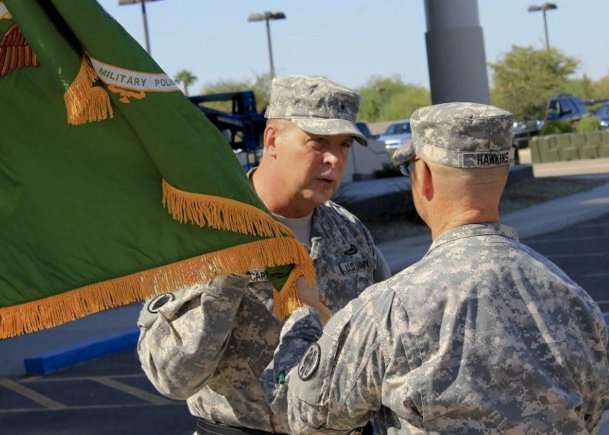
[428,223,518,253]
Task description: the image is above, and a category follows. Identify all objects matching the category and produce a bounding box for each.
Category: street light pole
[248,11,286,79]
[264,18,275,79]
[141,0,151,53]
[118,0,164,54]
[527,3,557,50]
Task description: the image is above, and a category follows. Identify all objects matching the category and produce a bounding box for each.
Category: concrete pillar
[424,0,490,104]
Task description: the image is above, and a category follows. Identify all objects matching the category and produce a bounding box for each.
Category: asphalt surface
[1,160,609,434]
[1,208,608,435]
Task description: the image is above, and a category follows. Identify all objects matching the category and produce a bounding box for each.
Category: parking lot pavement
[0,209,608,435]
[1,158,609,382]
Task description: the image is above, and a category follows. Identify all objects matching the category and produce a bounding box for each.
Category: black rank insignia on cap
[297,343,321,380]
[147,293,175,314]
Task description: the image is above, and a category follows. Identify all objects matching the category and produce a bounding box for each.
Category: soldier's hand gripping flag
[0,0,316,339]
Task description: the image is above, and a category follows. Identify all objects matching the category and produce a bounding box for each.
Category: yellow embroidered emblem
[0,24,39,77]
[108,84,146,103]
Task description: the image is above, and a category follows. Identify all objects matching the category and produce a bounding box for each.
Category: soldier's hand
[296,277,332,325]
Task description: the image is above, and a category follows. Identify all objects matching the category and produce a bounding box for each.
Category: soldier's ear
[420,160,434,200]
[263,124,278,157]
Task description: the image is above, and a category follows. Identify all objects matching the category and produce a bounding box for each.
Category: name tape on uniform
[461,150,512,168]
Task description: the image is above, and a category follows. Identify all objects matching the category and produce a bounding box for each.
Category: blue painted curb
[18,313,609,376]
[24,328,139,375]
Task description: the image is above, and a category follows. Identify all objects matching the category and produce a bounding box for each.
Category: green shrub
[588,102,604,113]
[542,120,572,135]
[576,116,601,132]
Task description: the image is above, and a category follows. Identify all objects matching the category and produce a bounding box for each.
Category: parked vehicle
[512,94,590,147]
[355,121,379,140]
[377,119,411,158]
[545,94,590,123]
[513,119,544,137]
[593,102,609,129]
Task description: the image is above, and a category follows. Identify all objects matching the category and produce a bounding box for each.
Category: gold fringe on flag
[161,179,324,320]
[273,261,331,324]
[162,179,294,239]
[0,237,316,339]
[64,55,113,125]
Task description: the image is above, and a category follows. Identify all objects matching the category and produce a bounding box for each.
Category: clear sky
[96,0,609,93]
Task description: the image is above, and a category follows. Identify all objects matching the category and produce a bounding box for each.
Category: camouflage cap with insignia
[393,102,514,169]
[265,75,368,145]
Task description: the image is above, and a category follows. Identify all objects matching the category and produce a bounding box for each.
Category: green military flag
[0,0,314,339]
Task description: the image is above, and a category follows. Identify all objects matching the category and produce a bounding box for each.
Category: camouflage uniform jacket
[137,200,390,433]
[267,223,609,434]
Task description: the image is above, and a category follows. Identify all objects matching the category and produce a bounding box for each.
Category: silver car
[377,119,412,159]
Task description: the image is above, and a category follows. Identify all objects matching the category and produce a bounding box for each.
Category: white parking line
[0,401,184,414]
[91,376,174,405]
[529,235,609,244]
[545,253,607,259]
[0,378,66,410]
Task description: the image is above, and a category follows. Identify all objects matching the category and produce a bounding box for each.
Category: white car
[377,119,412,159]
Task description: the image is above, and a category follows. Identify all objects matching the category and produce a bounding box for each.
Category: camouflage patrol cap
[265,75,368,145]
[393,102,514,169]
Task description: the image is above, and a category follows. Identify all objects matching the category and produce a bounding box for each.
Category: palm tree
[174,69,197,96]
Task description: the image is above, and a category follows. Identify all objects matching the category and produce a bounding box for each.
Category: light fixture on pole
[247,11,286,79]
[527,2,557,50]
[118,0,164,54]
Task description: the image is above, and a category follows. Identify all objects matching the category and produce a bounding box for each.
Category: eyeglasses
[398,158,419,177]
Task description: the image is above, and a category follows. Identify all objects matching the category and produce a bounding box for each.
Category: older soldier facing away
[264,102,609,434]
[137,75,390,434]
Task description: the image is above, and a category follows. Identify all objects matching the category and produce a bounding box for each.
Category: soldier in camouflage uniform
[264,102,609,434]
[137,75,391,434]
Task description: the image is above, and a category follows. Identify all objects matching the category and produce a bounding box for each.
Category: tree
[591,74,609,103]
[200,78,253,112]
[174,69,197,97]
[489,45,578,121]
[199,73,271,113]
[357,76,430,122]
[564,75,594,101]
[195,74,429,122]
[250,72,272,111]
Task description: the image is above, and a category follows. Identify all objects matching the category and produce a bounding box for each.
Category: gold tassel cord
[64,55,113,125]
[162,179,296,239]
[0,237,315,339]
